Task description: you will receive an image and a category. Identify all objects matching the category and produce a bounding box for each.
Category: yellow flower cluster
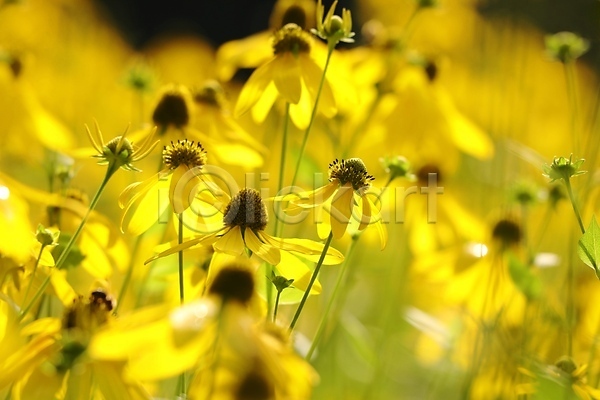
[0,0,599,399]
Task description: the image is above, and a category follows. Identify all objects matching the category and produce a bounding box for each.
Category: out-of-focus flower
[545,32,589,64]
[543,155,586,182]
[5,289,150,399]
[131,83,264,168]
[234,23,337,129]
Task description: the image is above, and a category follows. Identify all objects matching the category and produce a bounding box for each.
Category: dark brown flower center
[223,188,268,231]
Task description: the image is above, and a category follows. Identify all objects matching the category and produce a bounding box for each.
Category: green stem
[290,47,334,189]
[289,231,334,331]
[178,213,185,305]
[564,178,585,234]
[18,165,117,321]
[273,290,282,323]
[564,61,580,154]
[305,236,358,360]
[114,235,143,314]
[23,244,46,305]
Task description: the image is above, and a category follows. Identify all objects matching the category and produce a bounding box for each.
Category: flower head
[312,0,355,47]
[86,120,158,172]
[163,139,207,170]
[543,155,586,182]
[152,84,194,130]
[328,158,374,191]
[545,32,589,63]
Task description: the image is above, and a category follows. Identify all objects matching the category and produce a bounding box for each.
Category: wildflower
[543,155,586,182]
[119,139,217,235]
[146,187,344,266]
[280,158,387,248]
[545,32,589,63]
[130,83,264,168]
[4,289,149,399]
[86,120,158,173]
[192,79,267,156]
[235,23,337,129]
[216,0,316,81]
[312,0,355,48]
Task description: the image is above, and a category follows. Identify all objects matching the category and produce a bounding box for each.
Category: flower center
[272,23,311,56]
[223,188,268,231]
[62,289,114,332]
[328,158,374,191]
[209,266,255,304]
[235,370,274,400]
[492,219,522,247]
[280,5,308,29]
[152,86,191,129]
[163,140,207,170]
[417,164,442,185]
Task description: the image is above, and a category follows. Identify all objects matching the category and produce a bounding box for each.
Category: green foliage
[578,216,600,279]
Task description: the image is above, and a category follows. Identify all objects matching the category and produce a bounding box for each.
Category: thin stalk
[305,236,357,360]
[564,178,585,235]
[273,289,282,323]
[268,102,291,318]
[23,244,46,305]
[178,213,185,305]
[114,235,143,314]
[290,47,334,189]
[289,231,334,330]
[18,166,116,321]
[564,61,580,154]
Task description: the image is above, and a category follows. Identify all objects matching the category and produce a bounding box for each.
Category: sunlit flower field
[1,0,600,398]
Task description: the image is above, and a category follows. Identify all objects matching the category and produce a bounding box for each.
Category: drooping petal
[245,230,280,265]
[146,231,222,264]
[121,177,170,236]
[170,165,202,214]
[272,53,302,104]
[235,58,277,118]
[118,170,166,209]
[213,226,245,257]
[275,251,322,295]
[367,196,387,250]
[329,185,354,239]
[289,82,312,129]
[300,55,337,117]
[260,232,344,265]
[251,82,279,124]
[216,31,273,81]
[271,181,338,208]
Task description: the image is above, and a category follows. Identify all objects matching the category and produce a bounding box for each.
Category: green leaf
[51,234,86,270]
[507,253,542,300]
[578,216,600,279]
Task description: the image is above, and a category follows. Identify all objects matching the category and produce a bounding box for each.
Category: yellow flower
[280,158,387,249]
[146,187,344,266]
[89,265,317,398]
[131,83,264,168]
[118,139,219,235]
[192,79,268,156]
[234,23,337,129]
[5,290,150,399]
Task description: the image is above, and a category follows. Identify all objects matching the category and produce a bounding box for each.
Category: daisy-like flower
[119,139,217,235]
[146,187,344,266]
[234,22,337,129]
[280,158,387,249]
[86,120,158,173]
[129,83,264,168]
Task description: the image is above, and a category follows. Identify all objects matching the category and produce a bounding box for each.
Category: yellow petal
[235,59,277,118]
[170,165,201,214]
[260,232,344,265]
[289,83,312,129]
[300,55,337,117]
[121,177,170,236]
[213,226,245,257]
[329,185,354,239]
[251,82,279,124]
[245,230,280,265]
[146,231,222,264]
[272,53,302,104]
[275,251,322,295]
[216,31,273,81]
